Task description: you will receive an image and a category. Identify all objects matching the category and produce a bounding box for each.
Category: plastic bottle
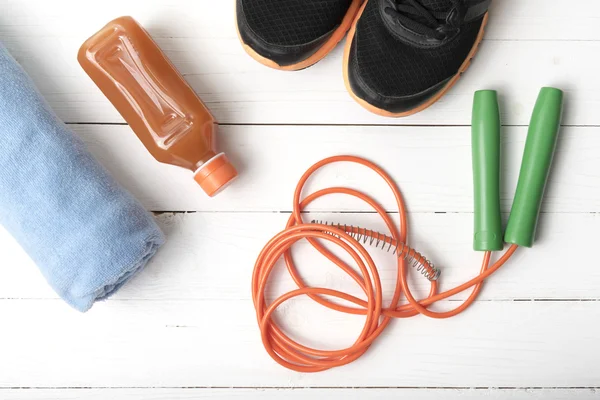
[78,16,237,197]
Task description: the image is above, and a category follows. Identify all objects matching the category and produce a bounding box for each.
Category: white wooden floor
[2,0,600,399]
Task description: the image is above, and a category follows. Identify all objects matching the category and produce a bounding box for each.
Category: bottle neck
[194,150,217,171]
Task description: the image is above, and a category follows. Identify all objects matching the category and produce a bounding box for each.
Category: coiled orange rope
[252,155,517,372]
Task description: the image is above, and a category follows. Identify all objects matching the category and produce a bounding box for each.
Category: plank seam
[2,298,600,302]
[1,386,598,390]
[65,123,600,128]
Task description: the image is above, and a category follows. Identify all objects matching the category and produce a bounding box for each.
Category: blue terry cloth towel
[0,43,165,312]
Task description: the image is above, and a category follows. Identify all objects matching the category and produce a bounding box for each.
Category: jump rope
[253,88,564,372]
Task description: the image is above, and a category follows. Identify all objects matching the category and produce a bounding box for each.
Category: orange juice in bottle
[78,16,237,197]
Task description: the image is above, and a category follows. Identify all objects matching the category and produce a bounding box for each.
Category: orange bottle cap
[194,153,238,197]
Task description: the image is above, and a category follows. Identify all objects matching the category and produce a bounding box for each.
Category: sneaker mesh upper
[419,0,455,11]
[353,0,484,97]
[240,0,353,46]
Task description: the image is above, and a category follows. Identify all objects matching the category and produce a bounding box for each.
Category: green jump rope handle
[504,87,564,248]
[472,90,504,251]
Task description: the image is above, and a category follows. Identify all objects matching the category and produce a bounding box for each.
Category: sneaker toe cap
[346,40,452,115]
[237,0,336,68]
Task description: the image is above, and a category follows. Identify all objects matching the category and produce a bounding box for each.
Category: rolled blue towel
[0,43,165,312]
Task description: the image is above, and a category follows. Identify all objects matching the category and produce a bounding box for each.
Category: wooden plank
[0,0,597,393]
[2,388,599,400]
[0,212,596,301]
[1,0,598,41]
[0,299,599,387]
[0,0,598,125]
[55,124,600,213]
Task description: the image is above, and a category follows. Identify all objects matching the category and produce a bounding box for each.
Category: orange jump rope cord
[252,155,518,373]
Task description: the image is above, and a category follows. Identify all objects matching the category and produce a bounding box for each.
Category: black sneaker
[237,0,364,71]
[344,0,491,117]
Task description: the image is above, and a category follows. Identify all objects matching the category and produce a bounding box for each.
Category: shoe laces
[384,0,465,40]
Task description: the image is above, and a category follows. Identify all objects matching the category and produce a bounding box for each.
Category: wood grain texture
[2,389,600,400]
[0,0,598,125]
[0,0,598,394]
[1,299,600,387]
[0,212,596,301]
[59,124,599,213]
